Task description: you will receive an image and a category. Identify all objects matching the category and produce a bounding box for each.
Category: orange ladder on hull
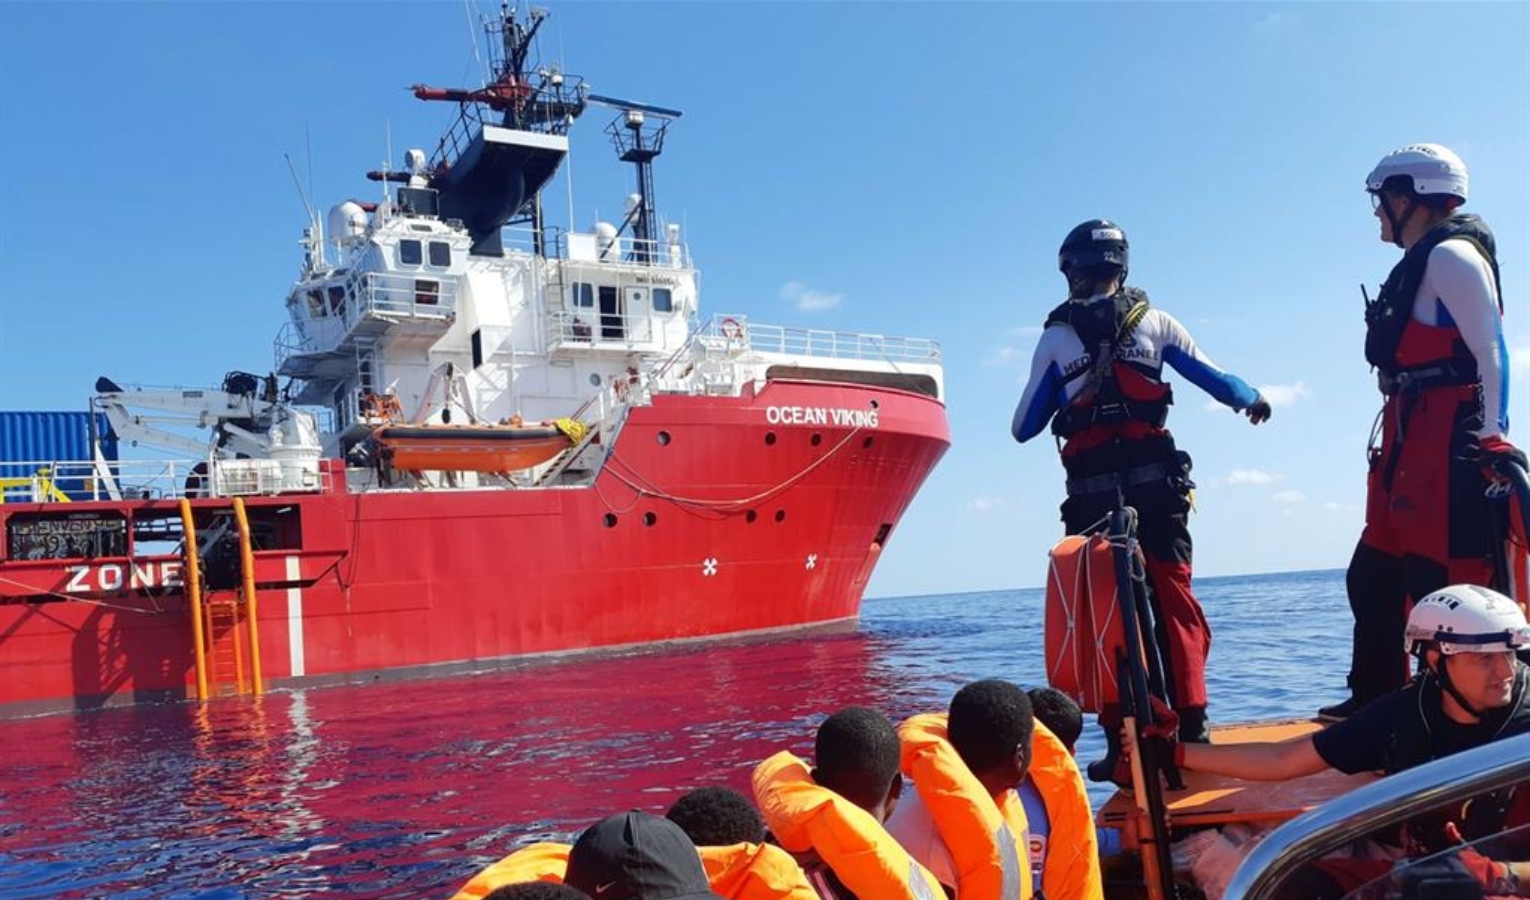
[178,497,265,701]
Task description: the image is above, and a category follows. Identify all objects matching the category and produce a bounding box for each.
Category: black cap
[565,812,725,900]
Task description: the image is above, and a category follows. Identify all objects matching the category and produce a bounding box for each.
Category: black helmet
[1058,219,1129,276]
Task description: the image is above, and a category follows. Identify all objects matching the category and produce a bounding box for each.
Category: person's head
[564,811,724,900]
[811,706,902,821]
[1365,143,1468,249]
[1058,219,1128,300]
[665,786,765,847]
[483,884,591,900]
[948,679,1035,795]
[1027,686,1084,755]
[1405,584,1529,723]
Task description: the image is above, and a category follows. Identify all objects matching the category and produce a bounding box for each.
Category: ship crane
[92,373,319,462]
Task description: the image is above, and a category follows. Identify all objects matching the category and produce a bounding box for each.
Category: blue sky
[2,2,1527,598]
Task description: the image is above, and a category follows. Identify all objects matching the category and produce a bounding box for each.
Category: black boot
[1317,696,1364,721]
[1178,705,1209,744]
[1086,726,1124,784]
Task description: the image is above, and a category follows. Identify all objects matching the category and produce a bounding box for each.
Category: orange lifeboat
[371,423,575,472]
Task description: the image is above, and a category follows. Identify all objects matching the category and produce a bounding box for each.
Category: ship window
[327,285,346,315]
[306,288,326,317]
[415,279,440,305]
[399,239,422,266]
[471,329,484,369]
[572,282,595,308]
[428,242,451,267]
[653,288,673,312]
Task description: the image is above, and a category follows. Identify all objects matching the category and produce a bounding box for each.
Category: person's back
[1020,687,1103,900]
[891,680,1035,900]
[667,786,817,900]
[753,706,943,900]
[1013,219,1272,771]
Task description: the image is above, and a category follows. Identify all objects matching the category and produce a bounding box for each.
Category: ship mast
[588,95,683,265]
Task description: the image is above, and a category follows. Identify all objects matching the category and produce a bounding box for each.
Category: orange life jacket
[898,713,1032,900]
[448,841,570,900]
[753,750,945,900]
[701,841,820,900]
[1027,721,1105,900]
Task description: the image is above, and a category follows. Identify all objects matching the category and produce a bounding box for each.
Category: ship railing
[546,309,673,349]
[695,315,944,364]
[349,270,458,322]
[274,271,457,370]
[0,457,330,504]
[426,79,586,174]
[546,227,691,268]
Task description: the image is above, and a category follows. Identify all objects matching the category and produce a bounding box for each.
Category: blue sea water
[0,568,1350,899]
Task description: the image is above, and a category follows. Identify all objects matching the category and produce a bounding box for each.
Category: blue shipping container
[0,411,120,501]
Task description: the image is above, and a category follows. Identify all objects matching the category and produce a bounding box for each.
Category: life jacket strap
[1065,461,1178,497]
[1377,359,1479,395]
[1052,396,1171,438]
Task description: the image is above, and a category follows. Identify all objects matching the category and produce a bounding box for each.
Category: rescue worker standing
[1322,144,1525,720]
[1012,219,1271,778]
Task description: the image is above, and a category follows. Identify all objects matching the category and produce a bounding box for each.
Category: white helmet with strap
[1366,143,1469,203]
[1405,584,1530,656]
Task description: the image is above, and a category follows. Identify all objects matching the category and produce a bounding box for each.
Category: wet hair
[666,786,765,846]
[1027,686,1083,753]
[482,883,591,900]
[814,706,901,809]
[948,680,1034,774]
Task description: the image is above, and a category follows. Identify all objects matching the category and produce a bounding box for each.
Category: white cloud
[1225,469,1279,486]
[983,347,1023,367]
[1272,490,1306,504]
[1511,341,1530,378]
[1260,381,1312,407]
[779,280,842,312]
[966,496,1003,513]
[1204,380,1312,413]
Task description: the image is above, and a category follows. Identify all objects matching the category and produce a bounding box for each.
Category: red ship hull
[0,381,948,717]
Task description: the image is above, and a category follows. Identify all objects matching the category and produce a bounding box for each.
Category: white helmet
[1366,143,1469,203]
[1405,584,1530,656]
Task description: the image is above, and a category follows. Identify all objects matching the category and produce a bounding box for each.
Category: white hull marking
[286,556,305,677]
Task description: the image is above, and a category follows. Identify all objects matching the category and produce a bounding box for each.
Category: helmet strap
[1383,194,1418,249]
[1432,656,1486,722]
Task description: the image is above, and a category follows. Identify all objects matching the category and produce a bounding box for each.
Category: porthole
[657,431,671,446]
[810,433,823,446]
[603,513,618,528]
[870,399,880,410]
[765,432,777,446]
[589,373,602,387]
[862,436,874,449]
[774,509,786,523]
[643,512,657,526]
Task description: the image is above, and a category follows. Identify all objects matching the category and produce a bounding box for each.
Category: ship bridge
[276,215,471,408]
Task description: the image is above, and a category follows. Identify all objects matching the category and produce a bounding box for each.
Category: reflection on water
[0,571,1347,899]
